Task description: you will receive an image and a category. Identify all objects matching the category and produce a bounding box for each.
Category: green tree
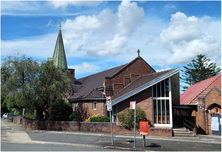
[34,60,71,120]
[1,56,71,120]
[117,107,148,129]
[1,55,39,114]
[181,54,221,91]
[51,100,73,121]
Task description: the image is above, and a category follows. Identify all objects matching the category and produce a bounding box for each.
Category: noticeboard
[140,121,149,136]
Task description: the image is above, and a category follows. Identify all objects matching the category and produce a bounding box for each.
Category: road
[1,142,113,151]
[1,119,221,151]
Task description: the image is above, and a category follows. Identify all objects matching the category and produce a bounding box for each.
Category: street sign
[106,96,112,111]
[130,101,135,109]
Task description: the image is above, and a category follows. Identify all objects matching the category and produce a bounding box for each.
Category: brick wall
[196,87,221,134]
[12,116,171,137]
[117,87,153,126]
[104,57,155,97]
[80,101,106,120]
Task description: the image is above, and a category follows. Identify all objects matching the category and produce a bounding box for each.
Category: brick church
[50,25,221,136]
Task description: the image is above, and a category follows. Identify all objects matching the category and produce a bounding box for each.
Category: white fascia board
[111,68,180,106]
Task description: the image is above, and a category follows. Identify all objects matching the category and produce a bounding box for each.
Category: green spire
[52,24,68,69]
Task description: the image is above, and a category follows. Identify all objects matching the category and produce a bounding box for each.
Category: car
[2,113,8,119]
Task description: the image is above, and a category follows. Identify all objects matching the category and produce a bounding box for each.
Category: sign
[140,121,149,136]
[106,96,112,111]
[211,117,219,131]
[106,96,111,104]
[130,101,135,109]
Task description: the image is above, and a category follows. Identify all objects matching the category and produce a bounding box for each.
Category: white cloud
[62,1,144,57]
[69,62,100,74]
[46,1,103,10]
[1,34,57,59]
[46,19,53,26]
[159,12,220,65]
[156,67,171,72]
[1,1,38,11]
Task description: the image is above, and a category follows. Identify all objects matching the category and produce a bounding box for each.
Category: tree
[1,55,39,114]
[181,54,221,91]
[51,100,73,121]
[34,60,71,120]
[117,107,148,129]
[1,56,71,120]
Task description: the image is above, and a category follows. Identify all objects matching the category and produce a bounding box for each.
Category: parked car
[2,113,8,119]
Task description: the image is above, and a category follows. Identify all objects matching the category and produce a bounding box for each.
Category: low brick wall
[12,116,172,137]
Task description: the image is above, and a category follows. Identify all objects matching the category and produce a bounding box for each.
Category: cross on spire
[137,49,140,57]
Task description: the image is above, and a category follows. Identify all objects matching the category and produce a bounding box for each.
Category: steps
[173,128,196,137]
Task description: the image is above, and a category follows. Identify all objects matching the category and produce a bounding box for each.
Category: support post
[134,101,136,148]
[109,111,113,145]
[143,136,146,148]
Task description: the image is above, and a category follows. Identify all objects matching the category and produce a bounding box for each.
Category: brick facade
[12,116,172,137]
[187,74,221,135]
[116,88,153,125]
[104,57,155,97]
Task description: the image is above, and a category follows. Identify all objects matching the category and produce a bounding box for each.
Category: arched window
[93,101,97,110]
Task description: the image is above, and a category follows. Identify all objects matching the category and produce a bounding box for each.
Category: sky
[1,0,221,83]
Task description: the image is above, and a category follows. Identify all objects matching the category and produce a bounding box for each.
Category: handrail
[183,119,197,134]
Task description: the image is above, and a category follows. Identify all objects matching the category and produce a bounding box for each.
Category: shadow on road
[147,143,161,147]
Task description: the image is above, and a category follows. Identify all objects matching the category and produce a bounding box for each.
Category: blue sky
[1,1,221,83]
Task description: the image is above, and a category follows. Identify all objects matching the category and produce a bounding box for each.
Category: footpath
[1,119,221,151]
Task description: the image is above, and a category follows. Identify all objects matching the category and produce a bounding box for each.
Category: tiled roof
[112,69,174,101]
[69,64,127,100]
[86,89,105,98]
[69,56,157,101]
[180,74,221,105]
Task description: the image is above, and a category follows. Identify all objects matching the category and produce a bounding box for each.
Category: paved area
[1,119,221,151]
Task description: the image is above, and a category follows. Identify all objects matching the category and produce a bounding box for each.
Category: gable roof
[180,74,221,105]
[69,56,154,101]
[69,64,127,100]
[111,68,180,106]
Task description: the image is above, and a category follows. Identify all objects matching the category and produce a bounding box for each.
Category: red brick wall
[12,116,172,137]
[104,58,155,97]
[195,87,221,134]
[83,101,106,119]
[116,87,153,126]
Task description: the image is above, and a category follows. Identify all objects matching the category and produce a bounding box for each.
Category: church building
[51,25,181,136]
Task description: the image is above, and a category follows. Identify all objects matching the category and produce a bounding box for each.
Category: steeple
[52,24,68,69]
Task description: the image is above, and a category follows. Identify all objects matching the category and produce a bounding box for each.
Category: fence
[12,116,172,137]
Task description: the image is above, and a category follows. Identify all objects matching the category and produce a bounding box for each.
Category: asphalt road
[1,119,221,151]
[26,131,221,151]
[1,142,115,151]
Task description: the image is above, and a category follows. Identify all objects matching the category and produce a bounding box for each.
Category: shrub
[51,100,73,121]
[117,107,147,129]
[24,114,36,120]
[85,115,110,122]
[11,108,20,116]
[69,111,82,121]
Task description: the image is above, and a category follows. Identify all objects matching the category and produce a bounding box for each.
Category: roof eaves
[111,67,179,106]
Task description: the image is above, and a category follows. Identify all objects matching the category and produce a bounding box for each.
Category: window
[72,103,76,112]
[153,78,172,126]
[93,101,97,110]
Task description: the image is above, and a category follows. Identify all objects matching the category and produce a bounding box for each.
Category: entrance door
[211,114,221,136]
